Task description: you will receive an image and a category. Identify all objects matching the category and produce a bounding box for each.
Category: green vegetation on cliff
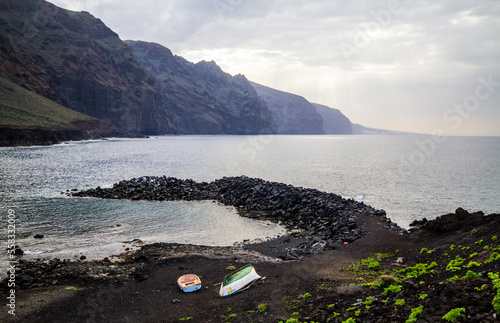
[0,76,120,146]
[0,76,96,130]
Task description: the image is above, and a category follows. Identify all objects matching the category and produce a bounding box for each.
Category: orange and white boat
[177,274,202,293]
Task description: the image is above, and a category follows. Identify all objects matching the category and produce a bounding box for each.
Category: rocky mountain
[0,0,170,135]
[313,103,352,135]
[126,41,276,134]
[0,0,370,143]
[0,76,120,146]
[250,82,324,134]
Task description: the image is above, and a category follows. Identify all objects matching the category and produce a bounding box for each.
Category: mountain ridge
[0,0,401,145]
[125,40,276,134]
[0,0,172,135]
[250,81,325,134]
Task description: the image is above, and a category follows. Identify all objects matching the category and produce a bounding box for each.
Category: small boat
[177,274,202,293]
[219,264,264,297]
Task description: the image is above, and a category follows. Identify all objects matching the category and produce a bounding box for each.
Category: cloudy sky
[48,0,500,136]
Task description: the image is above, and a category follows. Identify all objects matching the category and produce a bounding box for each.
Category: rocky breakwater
[70,176,404,259]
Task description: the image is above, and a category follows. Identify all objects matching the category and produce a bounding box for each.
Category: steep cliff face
[250,82,324,134]
[0,0,170,135]
[126,41,276,134]
[0,76,121,146]
[313,103,352,134]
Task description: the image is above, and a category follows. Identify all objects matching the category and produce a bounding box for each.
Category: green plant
[464,261,481,268]
[327,303,335,308]
[342,318,356,323]
[450,244,456,251]
[475,239,483,245]
[395,299,405,306]
[367,261,380,269]
[463,270,481,279]
[373,275,400,288]
[258,303,268,313]
[382,284,402,296]
[418,294,428,300]
[178,318,193,321]
[485,252,500,264]
[406,305,423,323]
[447,256,465,271]
[475,284,487,291]
[302,292,312,299]
[492,236,498,241]
[397,262,437,279]
[442,308,465,322]
[488,272,500,313]
[363,296,375,306]
[448,275,460,282]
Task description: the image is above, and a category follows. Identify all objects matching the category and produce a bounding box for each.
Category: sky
[48,0,500,136]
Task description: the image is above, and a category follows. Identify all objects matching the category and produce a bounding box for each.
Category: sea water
[0,135,499,277]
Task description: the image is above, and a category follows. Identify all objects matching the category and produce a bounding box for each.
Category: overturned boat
[219,264,264,297]
[177,274,202,293]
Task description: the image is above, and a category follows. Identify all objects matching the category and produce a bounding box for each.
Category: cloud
[47,0,500,135]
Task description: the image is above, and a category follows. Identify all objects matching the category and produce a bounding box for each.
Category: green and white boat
[219,264,264,297]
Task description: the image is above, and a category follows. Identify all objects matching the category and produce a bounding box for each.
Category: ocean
[1,135,499,277]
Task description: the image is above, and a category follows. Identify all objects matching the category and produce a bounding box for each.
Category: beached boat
[177,274,202,293]
[219,264,264,297]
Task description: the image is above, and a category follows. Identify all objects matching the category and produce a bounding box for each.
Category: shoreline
[2,176,499,322]
[69,175,406,259]
[1,208,499,322]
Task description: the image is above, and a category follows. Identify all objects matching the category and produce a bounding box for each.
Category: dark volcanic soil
[1,209,499,322]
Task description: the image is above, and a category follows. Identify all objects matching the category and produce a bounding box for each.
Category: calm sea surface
[1,135,499,275]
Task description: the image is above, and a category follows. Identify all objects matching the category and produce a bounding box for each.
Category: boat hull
[219,264,263,297]
[181,284,201,293]
[177,274,202,293]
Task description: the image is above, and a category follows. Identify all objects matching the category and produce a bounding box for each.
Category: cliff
[0,0,363,140]
[250,82,324,134]
[0,0,170,135]
[0,76,120,146]
[126,41,276,134]
[313,103,352,134]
